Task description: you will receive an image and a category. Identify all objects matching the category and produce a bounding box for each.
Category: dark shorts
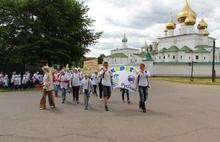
[102,85,111,98]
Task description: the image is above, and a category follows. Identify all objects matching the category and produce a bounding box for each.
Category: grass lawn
[0,88,41,93]
[152,77,220,85]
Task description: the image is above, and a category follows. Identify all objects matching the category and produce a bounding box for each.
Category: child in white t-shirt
[81,74,93,110]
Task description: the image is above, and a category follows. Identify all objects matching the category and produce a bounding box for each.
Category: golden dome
[202,28,209,36]
[197,18,208,30]
[166,19,176,30]
[177,0,197,23]
[185,12,196,25]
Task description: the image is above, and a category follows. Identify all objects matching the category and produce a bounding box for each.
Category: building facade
[103,0,220,77]
[104,33,148,66]
[155,0,220,64]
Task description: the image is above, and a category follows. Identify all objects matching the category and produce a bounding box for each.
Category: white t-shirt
[100,69,112,87]
[60,75,68,89]
[22,75,27,84]
[137,70,150,87]
[81,79,92,92]
[3,76,9,86]
[14,76,21,86]
[71,72,81,87]
[11,74,16,83]
[91,73,98,85]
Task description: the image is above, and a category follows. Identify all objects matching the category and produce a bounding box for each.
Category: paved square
[0,80,220,142]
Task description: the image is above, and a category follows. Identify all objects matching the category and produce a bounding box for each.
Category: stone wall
[145,62,220,77]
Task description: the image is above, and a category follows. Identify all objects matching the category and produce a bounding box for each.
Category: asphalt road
[0,80,220,142]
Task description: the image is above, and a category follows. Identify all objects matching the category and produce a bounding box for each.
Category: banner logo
[111,66,137,92]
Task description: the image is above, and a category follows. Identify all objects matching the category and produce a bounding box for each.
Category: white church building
[104,34,151,66]
[155,0,219,63]
[104,0,220,77]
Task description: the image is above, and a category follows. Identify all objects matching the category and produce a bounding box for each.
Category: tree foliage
[0,0,101,66]
[97,54,105,64]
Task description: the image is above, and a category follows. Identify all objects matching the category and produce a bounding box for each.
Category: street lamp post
[212,40,216,82]
[190,60,194,82]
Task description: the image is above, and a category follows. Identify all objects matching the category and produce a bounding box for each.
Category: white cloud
[83,0,220,57]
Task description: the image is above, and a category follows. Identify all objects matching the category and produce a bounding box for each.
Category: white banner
[111,66,138,92]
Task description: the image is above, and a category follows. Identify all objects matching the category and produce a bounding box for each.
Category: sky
[81,0,220,57]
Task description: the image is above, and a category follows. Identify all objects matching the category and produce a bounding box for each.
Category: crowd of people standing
[0,71,44,89]
[40,62,151,113]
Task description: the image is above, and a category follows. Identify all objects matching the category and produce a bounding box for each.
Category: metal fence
[0,64,40,74]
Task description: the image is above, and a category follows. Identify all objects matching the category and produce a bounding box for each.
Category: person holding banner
[120,88,130,104]
[136,63,150,113]
[99,62,112,111]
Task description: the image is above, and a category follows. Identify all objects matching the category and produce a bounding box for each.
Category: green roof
[195,45,209,48]
[145,52,154,61]
[159,48,167,53]
[107,53,128,58]
[194,47,210,53]
[166,45,179,52]
[180,46,193,53]
[134,52,146,58]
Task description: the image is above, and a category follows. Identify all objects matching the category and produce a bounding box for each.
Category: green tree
[0,0,102,66]
[97,54,105,64]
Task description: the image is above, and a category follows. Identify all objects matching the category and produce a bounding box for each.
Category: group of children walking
[40,62,150,113]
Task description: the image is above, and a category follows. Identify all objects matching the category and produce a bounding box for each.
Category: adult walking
[136,63,150,113]
[40,66,55,110]
[53,70,60,97]
[99,62,112,111]
[91,71,98,96]
[71,68,81,103]
[98,68,104,101]
[60,70,69,104]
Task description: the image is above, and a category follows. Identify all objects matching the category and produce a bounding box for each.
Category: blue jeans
[54,84,59,97]
[61,88,66,103]
[122,88,130,101]
[138,86,148,110]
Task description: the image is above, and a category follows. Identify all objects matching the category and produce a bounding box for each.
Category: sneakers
[127,100,131,104]
[50,106,56,109]
[139,102,142,109]
[105,106,109,111]
[142,109,147,113]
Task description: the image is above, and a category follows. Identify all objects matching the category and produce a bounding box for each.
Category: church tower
[177,0,196,34]
[122,32,128,48]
